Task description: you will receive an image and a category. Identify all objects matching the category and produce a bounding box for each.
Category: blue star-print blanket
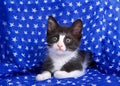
[0,0,120,86]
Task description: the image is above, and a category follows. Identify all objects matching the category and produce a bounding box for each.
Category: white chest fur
[49,50,77,73]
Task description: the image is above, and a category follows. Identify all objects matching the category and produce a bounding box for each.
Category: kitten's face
[47,16,83,54]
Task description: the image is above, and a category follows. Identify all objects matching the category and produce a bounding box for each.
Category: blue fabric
[0,0,120,85]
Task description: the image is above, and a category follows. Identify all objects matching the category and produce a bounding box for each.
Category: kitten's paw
[54,71,68,78]
[36,71,51,81]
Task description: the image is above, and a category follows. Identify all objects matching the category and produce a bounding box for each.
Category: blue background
[0,0,120,85]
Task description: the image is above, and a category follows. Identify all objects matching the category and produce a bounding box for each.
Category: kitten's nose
[57,44,63,48]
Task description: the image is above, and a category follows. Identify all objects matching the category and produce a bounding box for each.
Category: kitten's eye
[52,37,58,42]
[65,38,72,43]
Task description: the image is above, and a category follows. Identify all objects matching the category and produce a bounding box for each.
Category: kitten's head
[47,16,83,55]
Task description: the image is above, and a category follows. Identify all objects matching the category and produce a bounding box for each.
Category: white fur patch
[36,71,51,81]
[48,48,77,72]
[54,70,85,78]
[53,35,66,51]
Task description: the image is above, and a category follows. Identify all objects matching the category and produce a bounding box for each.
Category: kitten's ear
[71,19,83,38]
[48,16,58,32]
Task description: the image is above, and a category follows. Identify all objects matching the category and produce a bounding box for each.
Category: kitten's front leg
[54,70,85,79]
[36,71,51,81]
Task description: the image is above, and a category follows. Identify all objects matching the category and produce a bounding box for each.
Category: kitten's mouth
[57,48,64,51]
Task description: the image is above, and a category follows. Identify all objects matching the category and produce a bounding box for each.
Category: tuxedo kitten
[36,16,93,81]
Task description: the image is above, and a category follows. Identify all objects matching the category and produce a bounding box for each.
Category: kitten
[36,16,93,81]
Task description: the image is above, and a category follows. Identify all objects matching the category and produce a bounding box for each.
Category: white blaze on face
[53,34,66,51]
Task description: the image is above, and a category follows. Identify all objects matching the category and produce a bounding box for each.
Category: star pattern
[0,0,120,85]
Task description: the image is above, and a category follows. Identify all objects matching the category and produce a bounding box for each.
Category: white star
[102,35,105,39]
[29,16,34,20]
[13,52,18,57]
[117,52,120,56]
[28,39,32,42]
[106,48,110,52]
[113,35,117,39]
[2,21,7,26]
[52,0,55,3]
[99,7,103,12]
[91,37,95,42]
[63,20,67,24]
[32,8,37,13]
[59,12,63,16]
[69,2,73,7]
[31,31,35,35]
[26,24,30,28]
[48,7,52,10]
[28,1,31,4]
[20,1,23,5]
[21,53,25,57]
[25,46,29,50]
[89,5,93,10]
[66,11,70,16]
[57,80,61,84]
[15,30,19,34]
[42,24,45,28]
[62,3,65,7]
[86,15,90,19]
[99,37,102,42]
[108,30,112,35]
[41,39,45,42]
[96,1,100,5]
[7,30,11,35]
[10,23,14,27]
[104,1,108,5]
[5,63,9,67]
[34,39,38,44]
[95,45,99,49]
[38,32,41,35]
[96,28,100,33]
[8,7,13,12]
[34,24,39,29]
[18,23,23,28]
[9,45,13,49]
[85,0,89,3]
[4,1,7,5]
[109,5,113,9]
[19,58,23,62]
[24,31,28,35]
[114,26,117,30]
[44,0,47,3]
[74,10,78,14]
[96,58,100,62]
[82,8,86,13]
[41,7,45,11]
[114,17,118,21]
[55,6,59,10]
[107,39,110,43]
[35,0,39,4]
[31,46,34,50]
[12,37,17,42]
[24,8,28,12]
[13,15,18,20]
[17,8,21,12]
[115,7,119,12]
[18,45,22,49]
[108,13,112,17]
[84,40,88,45]
[21,16,26,21]
[70,18,74,23]
[8,69,12,72]
[76,2,81,7]
[21,38,25,42]
[116,67,120,71]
